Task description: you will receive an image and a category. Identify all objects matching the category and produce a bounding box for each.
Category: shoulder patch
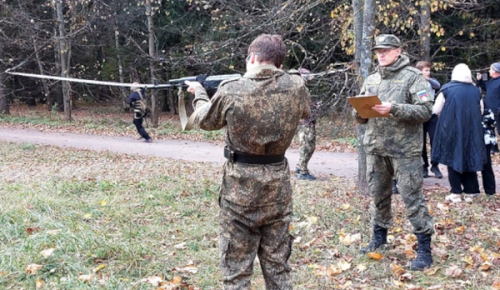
[417,90,429,101]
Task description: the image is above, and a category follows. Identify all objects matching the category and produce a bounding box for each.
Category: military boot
[360,225,387,254]
[430,165,443,179]
[410,234,433,271]
[422,166,429,178]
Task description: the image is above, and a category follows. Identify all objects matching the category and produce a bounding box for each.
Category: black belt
[224,146,285,164]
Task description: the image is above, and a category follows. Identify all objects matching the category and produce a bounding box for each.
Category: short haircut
[415,61,432,71]
[248,34,286,67]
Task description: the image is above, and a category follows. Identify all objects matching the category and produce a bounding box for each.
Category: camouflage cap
[372,34,401,50]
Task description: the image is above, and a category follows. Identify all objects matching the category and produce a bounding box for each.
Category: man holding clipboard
[351,34,435,271]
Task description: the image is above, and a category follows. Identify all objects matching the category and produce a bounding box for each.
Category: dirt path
[1,127,495,191]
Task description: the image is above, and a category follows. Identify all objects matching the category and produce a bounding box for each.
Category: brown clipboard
[347,95,389,118]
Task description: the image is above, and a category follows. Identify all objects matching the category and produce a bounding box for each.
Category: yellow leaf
[337,260,351,271]
[228,65,234,70]
[470,32,475,37]
[441,46,446,51]
[462,256,473,266]
[357,263,367,271]
[92,264,107,273]
[36,279,44,289]
[367,252,383,260]
[84,213,92,219]
[424,266,440,276]
[391,263,406,278]
[327,265,342,276]
[454,225,465,234]
[100,200,107,206]
[341,204,351,211]
[481,261,492,271]
[172,275,182,284]
[458,31,463,36]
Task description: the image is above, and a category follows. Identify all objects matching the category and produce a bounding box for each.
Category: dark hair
[248,34,286,67]
[415,61,432,71]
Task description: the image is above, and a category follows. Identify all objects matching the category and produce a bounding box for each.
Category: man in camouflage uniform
[128,83,152,143]
[295,100,321,180]
[353,34,434,271]
[185,34,311,289]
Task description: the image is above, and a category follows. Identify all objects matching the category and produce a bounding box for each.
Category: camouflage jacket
[355,55,432,157]
[191,65,311,206]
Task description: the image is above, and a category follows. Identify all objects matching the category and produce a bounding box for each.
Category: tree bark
[146,0,159,127]
[419,1,431,61]
[56,0,71,121]
[354,0,377,195]
[0,38,9,114]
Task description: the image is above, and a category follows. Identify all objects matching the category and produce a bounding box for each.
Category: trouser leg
[447,167,463,193]
[422,121,429,168]
[462,171,480,194]
[258,202,293,290]
[219,200,259,290]
[296,125,316,175]
[482,144,496,194]
[394,157,434,235]
[133,117,151,140]
[367,155,393,229]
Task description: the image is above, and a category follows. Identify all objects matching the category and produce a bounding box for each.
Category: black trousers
[422,114,438,168]
[133,117,151,140]
[482,144,496,195]
[447,167,479,194]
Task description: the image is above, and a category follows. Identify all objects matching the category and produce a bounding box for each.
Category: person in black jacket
[432,64,486,203]
[477,62,500,133]
[128,83,152,143]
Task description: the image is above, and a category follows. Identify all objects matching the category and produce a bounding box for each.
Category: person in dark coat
[431,63,486,203]
[481,109,498,195]
[128,83,153,143]
[476,62,500,134]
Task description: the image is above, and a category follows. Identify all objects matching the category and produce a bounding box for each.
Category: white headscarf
[451,63,472,83]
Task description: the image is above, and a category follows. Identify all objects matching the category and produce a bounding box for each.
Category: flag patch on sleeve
[417,90,429,101]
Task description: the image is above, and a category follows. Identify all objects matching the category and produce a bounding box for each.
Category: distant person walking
[128,83,152,143]
[294,68,320,181]
[432,63,486,203]
[416,61,442,179]
[481,109,497,196]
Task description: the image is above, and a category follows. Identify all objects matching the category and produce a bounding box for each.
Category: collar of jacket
[244,64,279,78]
[377,54,410,79]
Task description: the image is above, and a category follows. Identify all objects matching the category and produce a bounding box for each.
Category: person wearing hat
[128,82,153,143]
[353,34,435,271]
[477,62,500,135]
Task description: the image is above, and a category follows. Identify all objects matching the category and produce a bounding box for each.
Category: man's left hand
[372,102,392,115]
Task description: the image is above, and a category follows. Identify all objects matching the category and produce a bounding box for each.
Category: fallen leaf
[36,278,44,289]
[367,252,383,260]
[140,275,163,287]
[25,227,41,235]
[173,265,198,274]
[25,264,43,275]
[356,264,367,271]
[390,263,406,278]
[445,265,462,278]
[92,264,107,273]
[424,266,440,276]
[78,274,93,283]
[174,242,186,250]
[339,233,361,245]
[40,248,55,258]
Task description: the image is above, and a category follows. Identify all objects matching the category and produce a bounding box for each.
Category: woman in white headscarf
[431,63,486,203]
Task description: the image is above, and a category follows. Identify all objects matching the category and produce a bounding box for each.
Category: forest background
[1,0,500,289]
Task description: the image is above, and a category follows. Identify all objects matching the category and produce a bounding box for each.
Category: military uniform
[191,64,311,289]
[355,34,434,271]
[296,102,321,177]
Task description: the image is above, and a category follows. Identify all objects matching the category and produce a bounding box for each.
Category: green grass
[1,141,500,289]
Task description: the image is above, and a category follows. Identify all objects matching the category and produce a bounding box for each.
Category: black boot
[422,166,429,178]
[392,179,399,194]
[410,234,433,271]
[430,165,443,179]
[360,225,387,254]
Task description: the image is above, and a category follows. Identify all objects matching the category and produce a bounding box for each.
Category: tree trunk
[419,1,431,61]
[0,37,9,114]
[31,32,51,109]
[352,0,363,77]
[146,0,159,127]
[114,15,127,109]
[56,0,71,121]
[354,0,376,195]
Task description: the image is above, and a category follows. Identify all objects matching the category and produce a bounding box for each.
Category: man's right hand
[185,80,203,94]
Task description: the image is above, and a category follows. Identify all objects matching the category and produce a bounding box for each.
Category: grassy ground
[1,103,500,289]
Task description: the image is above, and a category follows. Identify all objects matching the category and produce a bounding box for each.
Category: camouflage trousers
[296,125,316,175]
[366,154,434,235]
[219,198,294,290]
